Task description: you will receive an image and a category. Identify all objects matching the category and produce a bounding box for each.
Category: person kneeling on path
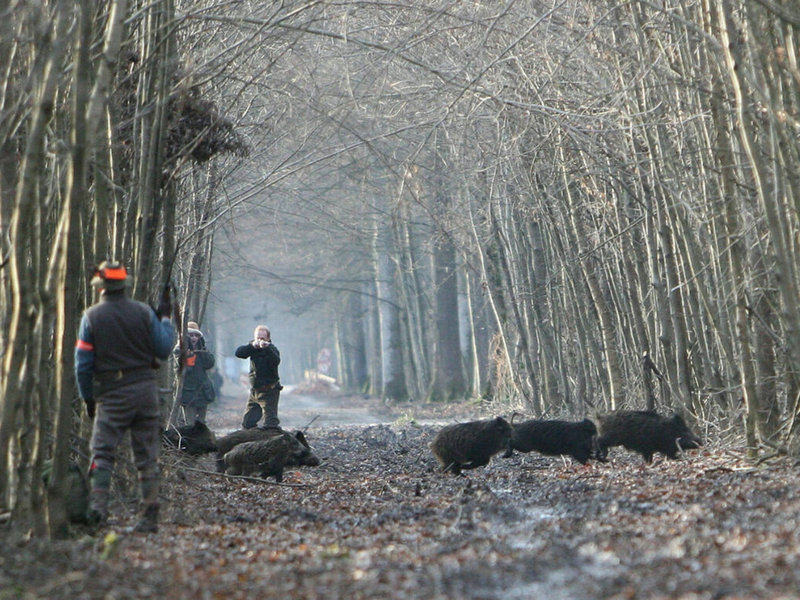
[75,261,175,532]
[235,325,282,429]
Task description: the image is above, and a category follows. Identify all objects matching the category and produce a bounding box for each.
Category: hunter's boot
[133,471,159,533]
[87,465,112,527]
[133,503,159,533]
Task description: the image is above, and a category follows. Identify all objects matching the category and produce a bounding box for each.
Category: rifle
[158,250,187,428]
[157,250,185,372]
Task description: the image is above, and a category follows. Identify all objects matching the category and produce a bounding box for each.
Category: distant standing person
[210,368,224,400]
[175,321,216,425]
[235,325,282,429]
[74,260,175,532]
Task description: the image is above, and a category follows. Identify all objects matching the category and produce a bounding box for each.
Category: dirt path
[3,393,799,599]
[205,383,398,432]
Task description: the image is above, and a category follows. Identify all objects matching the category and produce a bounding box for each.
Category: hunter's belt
[96,366,154,384]
[254,382,279,393]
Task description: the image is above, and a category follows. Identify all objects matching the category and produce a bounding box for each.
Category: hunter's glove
[156,283,172,319]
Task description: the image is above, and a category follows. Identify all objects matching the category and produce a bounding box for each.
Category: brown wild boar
[163,421,217,455]
[509,417,598,465]
[595,410,702,463]
[223,434,320,482]
[430,416,512,475]
[214,428,315,472]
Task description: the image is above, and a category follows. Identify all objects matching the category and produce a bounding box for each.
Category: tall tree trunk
[394,200,429,399]
[753,285,780,441]
[46,0,128,538]
[527,220,565,410]
[430,224,465,402]
[563,170,624,410]
[374,222,406,400]
[461,262,482,398]
[0,1,69,530]
[468,197,520,403]
[340,292,368,391]
[134,0,174,299]
[489,195,538,410]
[714,0,765,455]
[365,278,382,397]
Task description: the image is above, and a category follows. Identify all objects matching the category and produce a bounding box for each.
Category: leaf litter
[2,394,800,599]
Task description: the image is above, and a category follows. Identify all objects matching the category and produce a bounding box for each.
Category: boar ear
[294,430,311,449]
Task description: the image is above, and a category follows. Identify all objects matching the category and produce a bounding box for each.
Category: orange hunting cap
[91,260,130,291]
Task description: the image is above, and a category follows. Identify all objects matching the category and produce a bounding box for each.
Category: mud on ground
[2,393,799,599]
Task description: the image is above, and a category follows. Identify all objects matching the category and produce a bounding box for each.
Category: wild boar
[595,410,702,463]
[163,421,217,455]
[42,459,89,524]
[509,418,597,465]
[215,428,315,473]
[430,416,513,475]
[223,433,320,482]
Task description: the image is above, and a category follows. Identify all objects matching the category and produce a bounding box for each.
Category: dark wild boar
[509,418,597,465]
[223,434,320,482]
[214,428,315,472]
[595,410,702,463]
[163,421,217,455]
[42,459,89,524]
[430,416,513,475]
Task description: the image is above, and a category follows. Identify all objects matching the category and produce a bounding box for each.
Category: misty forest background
[3,0,800,539]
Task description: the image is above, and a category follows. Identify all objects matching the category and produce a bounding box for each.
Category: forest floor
[3,384,800,599]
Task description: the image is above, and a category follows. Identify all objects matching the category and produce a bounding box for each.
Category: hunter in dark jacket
[176,322,216,425]
[75,260,175,532]
[235,325,282,429]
